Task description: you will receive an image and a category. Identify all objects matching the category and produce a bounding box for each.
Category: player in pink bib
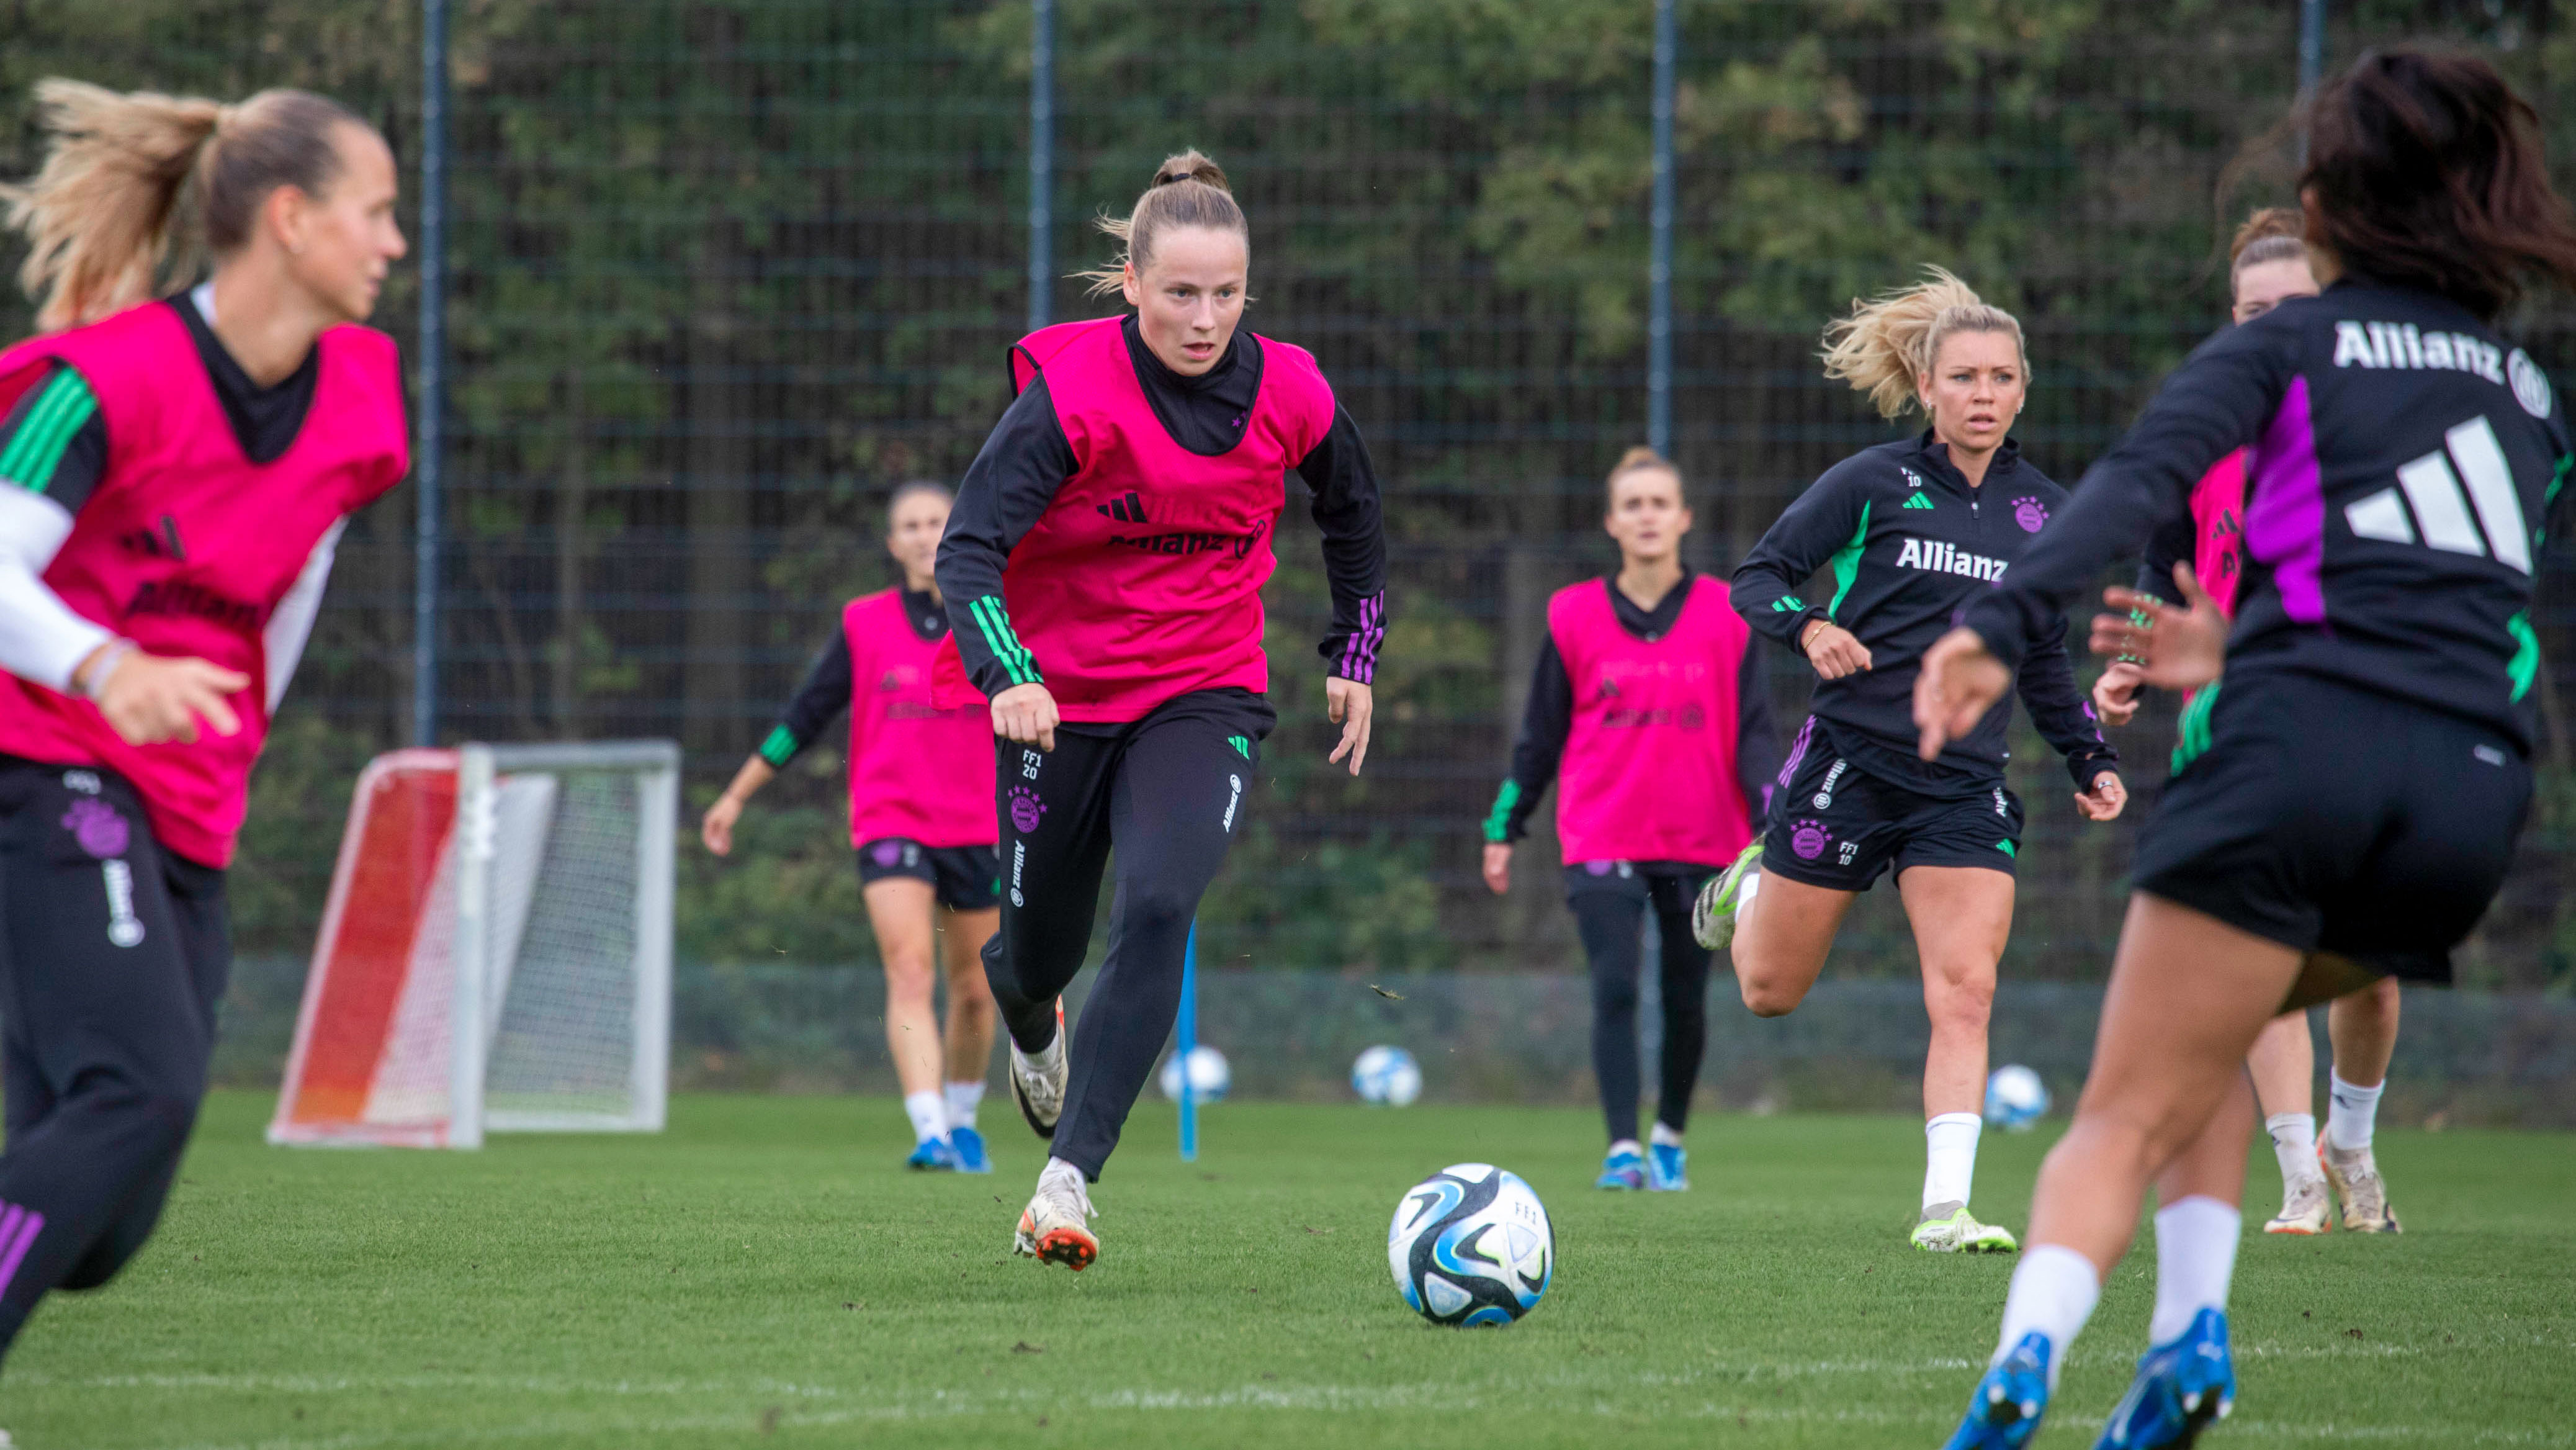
[0,83,409,1364]
[935,151,1386,1272]
[700,482,1003,1174]
[1481,449,1777,1194]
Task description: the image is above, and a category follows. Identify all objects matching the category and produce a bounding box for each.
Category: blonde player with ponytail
[1696,269,2125,1252]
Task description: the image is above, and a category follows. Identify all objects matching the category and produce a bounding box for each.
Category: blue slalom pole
[1177,924,1198,1161]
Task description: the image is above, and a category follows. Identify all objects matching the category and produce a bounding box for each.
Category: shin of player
[1697,269,2125,1253]
[933,151,1388,1271]
[700,483,1002,1173]
[0,83,408,1360]
[1483,450,1777,1192]
[1923,50,2575,1448]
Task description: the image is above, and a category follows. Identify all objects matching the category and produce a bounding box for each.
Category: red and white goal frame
[269,741,677,1148]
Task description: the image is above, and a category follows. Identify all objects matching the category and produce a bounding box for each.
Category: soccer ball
[1985,1064,2050,1132]
[1352,1045,1422,1106]
[1158,1044,1230,1102]
[1388,1163,1553,1326]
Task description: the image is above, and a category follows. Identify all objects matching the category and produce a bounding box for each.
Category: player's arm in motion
[701,629,850,856]
[2014,605,2125,821]
[1729,459,1875,680]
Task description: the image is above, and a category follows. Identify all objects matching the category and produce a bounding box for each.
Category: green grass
[8,1092,2573,1448]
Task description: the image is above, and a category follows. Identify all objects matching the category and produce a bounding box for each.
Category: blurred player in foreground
[0,81,408,1362]
[1921,48,2576,1449]
[1482,448,1777,1192]
[702,482,1003,1173]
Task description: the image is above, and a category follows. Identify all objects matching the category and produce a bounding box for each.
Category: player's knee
[881,953,936,1004]
[1121,882,1198,940]
[1591,976,1638,1019]
[1737,968,1805,1019]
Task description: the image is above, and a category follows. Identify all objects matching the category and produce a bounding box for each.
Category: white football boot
[2263,1174,2333,1235]
[1013,1158,1098,1271]
[2320,1140,2402,1233]
[1008,1001,1069,1140]
[1691,840,1764,950]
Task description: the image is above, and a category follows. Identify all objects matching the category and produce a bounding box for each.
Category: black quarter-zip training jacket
[1731,431,2115,796]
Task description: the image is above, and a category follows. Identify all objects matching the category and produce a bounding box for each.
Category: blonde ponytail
[2,79,372,332]
[1819,266,2027,421]
[1076,148,1249,298]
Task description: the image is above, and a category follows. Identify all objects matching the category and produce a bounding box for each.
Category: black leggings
[1565,863,1715,1145]
[0,760,227,1361]
[982,690,1270,1181]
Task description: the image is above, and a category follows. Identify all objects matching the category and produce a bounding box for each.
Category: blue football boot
[949,1125,993,1174]
[1941,1331,2053,1450]
[1595,1145,1645,1190]
[1646,1140,1689,1191]
[905,1135,959,1171]
[2094,1308,2235,1449]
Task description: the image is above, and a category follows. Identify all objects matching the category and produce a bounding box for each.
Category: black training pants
[984,690,1270,1181]
[1564,863,1715,1145]
[0,760,228,1359]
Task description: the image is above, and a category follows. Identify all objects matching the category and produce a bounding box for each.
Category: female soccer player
[701,482,1002,1173]
[1694,269,2125,1253]
[1921,50,2575,1447]
[935,150,1386,1271]
[1481,448,1775,1192]
[0,81,409,1361]
[2093,209,2407,1238]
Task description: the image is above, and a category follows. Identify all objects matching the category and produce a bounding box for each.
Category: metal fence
[4,1,2573,988]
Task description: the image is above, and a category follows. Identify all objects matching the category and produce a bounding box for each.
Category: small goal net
[269,741,678,1148]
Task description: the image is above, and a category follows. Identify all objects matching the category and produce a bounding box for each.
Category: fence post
[413,0,449,749]
[1030,0,1056,333]
[1647,0,1677,459]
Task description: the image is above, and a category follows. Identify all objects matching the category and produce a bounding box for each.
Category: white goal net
[269,741,678,1148]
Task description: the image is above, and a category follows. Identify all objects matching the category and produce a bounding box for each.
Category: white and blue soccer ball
[1985,1064,2050,1132]
[1158,1044,1230,1103]
[1388,1163,1553,1326]
[1352,1045,1422,1106]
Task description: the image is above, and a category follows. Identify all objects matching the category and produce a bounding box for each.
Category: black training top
[1731,431,2116,796]
[1966,279,2572,754]
[757,587,949,768]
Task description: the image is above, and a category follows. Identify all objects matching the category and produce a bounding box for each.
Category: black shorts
[1560,858,1717,910]
[1760,744,2023,893]
[854,837,1000,912]
[2133,670,2531,984]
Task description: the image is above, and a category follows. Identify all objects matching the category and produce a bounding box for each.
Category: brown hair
[885,479,952,531]
[2229,206,2309,281]
[2300,48,2576,320]
[1604,446,1684,508]
[1077,150,1248,299]
[0,79,372,331]
[1819,266,2027,421]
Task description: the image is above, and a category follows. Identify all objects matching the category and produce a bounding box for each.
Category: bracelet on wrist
[79,639,136,701]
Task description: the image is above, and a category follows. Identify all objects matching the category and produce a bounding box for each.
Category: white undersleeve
[263,519,343,712]
[0,486,110,693]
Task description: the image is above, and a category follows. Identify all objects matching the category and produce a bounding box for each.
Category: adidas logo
[1095,492,1149,524]
[2343,414,2532,574]
[1902,493,1935,511]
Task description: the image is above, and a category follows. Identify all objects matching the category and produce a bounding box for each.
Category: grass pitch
[7,1092,2572,1448]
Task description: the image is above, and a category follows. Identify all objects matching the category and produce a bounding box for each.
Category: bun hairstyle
[1604,445,1684,507]
[1,80,372,331]
[2300,48,2576,320]
[1819,266,2027,421]
[2229,206,2309,278]
[1077,149,1249,298]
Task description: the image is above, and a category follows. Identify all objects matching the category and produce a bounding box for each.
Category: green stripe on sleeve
[757,723,801,767]
[2508,611,2541,703]
[2170,682,2221,776]
[0,370,97,493]
[969,595,1040,686]
[1482,780,1521,843]
[1825,500,1871,620]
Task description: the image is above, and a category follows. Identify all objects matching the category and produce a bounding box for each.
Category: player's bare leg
[864,878,954,1169]
[1726,868,1854,1017]
[1899,865,2018,1252]
[2321,972,2403,1232]
[2247,1010,2330,1233]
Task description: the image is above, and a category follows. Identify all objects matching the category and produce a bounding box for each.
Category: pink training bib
[2191,449,2250,619]
[841,589,997,849]
[0,300,408,867]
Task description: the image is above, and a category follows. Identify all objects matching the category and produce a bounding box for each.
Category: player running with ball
[701,481,1003,1173]
[1921,48,2575,1448]
[0,82,409,1361]
[935,151,1387,1271]
[1694,271,2125,1253]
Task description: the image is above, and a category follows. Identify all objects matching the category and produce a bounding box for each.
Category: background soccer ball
[1158,1044,1231,1102]
[1985,1064,2050,1132]
[1388,1163,1553,1326]
[1352,1045,1423,1106]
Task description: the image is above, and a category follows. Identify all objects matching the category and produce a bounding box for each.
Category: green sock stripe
[970,597,1038,685]
[1483,780,1521,843]
[0,371,96,493]
[758,724,800,767]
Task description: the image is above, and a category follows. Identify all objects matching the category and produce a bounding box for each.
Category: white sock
[1994,1245,2101,1386]
[902,1090,947,1145]
[2266,1112,2319,1186]
[1649,1122,1684,1148]
[2149,1196,2243,1344]
[1923,1112,1983,1212]
[1017,1025,1065,1072]
[2327,1071,2384,1151]
[1039,1155,1095,1216]
[1607,1138,1642,1159]
[945,1080,985,1132]
[1737,868,1762,917]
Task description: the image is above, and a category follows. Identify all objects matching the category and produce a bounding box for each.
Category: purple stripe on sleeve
[1775,715,1816,789]
[0,1203,42,1299]
[2242,374,2327,626]
[1339,592,1385,685]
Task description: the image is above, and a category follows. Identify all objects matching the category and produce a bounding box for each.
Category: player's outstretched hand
[991,682,1059,752]
[2075,770,2127,822]
[1800,620,1873,680]
[1327,675,1373,777]
[1481,840,1512,895]
[2091,659,2145,727]
[701,795,743,857]
[2091,564,2227,695]
[1913,627,2009,761]
[91,650,248,745]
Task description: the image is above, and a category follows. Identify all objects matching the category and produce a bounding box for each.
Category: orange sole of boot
[1034,1227,1097,1271]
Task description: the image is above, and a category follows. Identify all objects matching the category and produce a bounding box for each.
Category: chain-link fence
[6,0,2573,988]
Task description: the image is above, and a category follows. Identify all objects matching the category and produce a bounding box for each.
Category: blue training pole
[1177,924,1198,1161]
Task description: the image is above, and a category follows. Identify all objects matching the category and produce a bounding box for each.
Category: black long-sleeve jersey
[1967,279,2572,754]
[1486,569,1781,842]
[1732,431,2116,795]
[754,588,949,768]
[937,315,1386,705]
